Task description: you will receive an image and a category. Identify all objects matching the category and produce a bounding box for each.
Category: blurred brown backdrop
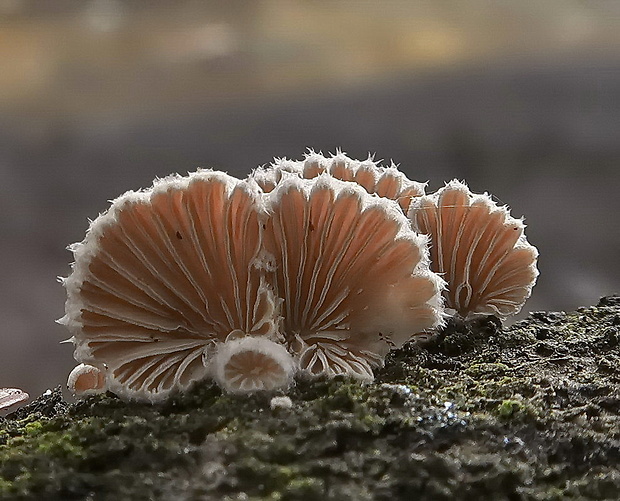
[1,0,619,398]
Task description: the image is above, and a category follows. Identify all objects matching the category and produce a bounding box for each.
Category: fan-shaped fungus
[262,175,444,379]
[408,180,539,319]
[61,171,280,401]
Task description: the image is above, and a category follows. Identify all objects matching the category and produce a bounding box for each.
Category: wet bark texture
[1,296,619,500]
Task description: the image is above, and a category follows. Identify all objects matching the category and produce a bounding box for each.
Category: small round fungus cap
[263,175,445,380]
[0,388,29,413]
[61,170,280,402]
[67,363,107,396]
[211,336,296,393]
[408,180,539,319]
[250,150,426,211]
[270,395,293,410]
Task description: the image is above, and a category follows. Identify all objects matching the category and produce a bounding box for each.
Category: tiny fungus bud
[67,363,107,396]
[211,337,296,393]
[270,395,293,410]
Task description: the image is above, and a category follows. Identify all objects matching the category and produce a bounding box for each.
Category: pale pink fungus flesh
[263,175,444,380]
[408,180,539,319]
[61,171,280,401]
[67,363,107,396]
[211,336,296,393]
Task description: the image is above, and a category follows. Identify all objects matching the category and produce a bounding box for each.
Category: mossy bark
[2,296,620,500]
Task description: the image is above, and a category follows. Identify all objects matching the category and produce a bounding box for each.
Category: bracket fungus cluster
[61,150,537,402]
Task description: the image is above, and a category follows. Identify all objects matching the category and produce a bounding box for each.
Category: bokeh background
[1,0,618,399]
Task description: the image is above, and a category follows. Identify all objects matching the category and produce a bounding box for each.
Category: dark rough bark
[2,296,620,500]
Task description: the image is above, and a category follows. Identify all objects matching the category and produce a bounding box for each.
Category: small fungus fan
[211,336,296,393]
[0,388,29,413]
[61,171,281,402]
[262,175,444,380]
[67,363,107,396]
[408,180,539,319]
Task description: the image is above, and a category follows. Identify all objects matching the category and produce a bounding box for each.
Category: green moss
[1,297,620,499]
[496,399,523,419]
[0,478,13,496]
[22,422,43,437]
[282,477,325,500]
[465,362,509,378]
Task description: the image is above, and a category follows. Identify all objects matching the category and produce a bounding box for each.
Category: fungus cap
[67,363,107,396]
[0,388,29,412]
[408,180,539,318]
[61,170,280,402]
[211,336,296,393]
[263,174,445,380]
[270,395,293,410]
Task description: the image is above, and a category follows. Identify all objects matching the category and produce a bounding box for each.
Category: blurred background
[0,0,618,399]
